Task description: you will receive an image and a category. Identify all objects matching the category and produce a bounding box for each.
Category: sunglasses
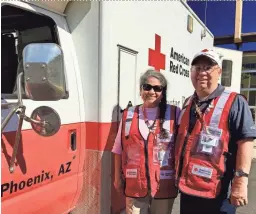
[142,84,163,92]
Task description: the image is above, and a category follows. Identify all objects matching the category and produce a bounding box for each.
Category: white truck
[1,1,243,214]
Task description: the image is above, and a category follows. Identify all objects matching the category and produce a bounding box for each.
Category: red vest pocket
[185,160,221,196]
[124,165,148,197]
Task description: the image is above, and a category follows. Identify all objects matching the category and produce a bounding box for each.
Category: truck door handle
[70,131,76,151]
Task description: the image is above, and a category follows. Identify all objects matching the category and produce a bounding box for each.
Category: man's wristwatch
[234,169,249,178]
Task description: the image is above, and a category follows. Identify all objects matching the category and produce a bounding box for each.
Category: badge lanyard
[193,99,210,134]
[142,105,160,136]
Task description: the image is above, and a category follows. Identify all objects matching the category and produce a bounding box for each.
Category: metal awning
[214,32,256,45]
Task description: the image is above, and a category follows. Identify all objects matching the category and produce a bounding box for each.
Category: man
[175,49,256,214]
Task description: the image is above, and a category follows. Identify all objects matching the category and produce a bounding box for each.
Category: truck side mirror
[23,43,66,101]
[1,43,64,173]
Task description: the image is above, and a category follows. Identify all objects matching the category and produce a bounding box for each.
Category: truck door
[1,2,82,214]
[213,47,243,93]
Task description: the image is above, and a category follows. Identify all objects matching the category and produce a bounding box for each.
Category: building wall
[241,52,256,123]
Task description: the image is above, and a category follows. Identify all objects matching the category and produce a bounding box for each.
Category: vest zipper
[144,137,151,191]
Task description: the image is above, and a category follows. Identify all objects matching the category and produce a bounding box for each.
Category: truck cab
[1,2,84,214]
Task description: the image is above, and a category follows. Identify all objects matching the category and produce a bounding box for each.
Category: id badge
[199,134,218,154]
[156,132,173,167]
[200,134,218,146]
[205,126,222,138]
[199,126,222,154]
[158,147,170,167]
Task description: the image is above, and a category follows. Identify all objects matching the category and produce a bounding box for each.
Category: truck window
[221,60,233,87]
[1,5,59,99]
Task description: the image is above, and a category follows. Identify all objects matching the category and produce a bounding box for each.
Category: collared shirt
[187,84,256,143]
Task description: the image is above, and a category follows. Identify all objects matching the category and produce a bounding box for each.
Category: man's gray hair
[139,69,168,89]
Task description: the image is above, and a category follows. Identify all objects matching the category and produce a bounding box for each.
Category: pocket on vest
[191,134,223,165]
[124,165,145,196]
[126,143,141,166]
[186,160,220,193]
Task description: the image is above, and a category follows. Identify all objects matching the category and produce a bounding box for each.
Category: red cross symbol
[148,34,166,71]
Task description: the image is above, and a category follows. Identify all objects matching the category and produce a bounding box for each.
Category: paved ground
[172,193,256,214]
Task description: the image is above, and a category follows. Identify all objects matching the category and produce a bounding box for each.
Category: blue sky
[187,1,256,51]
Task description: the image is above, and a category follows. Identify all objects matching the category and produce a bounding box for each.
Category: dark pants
[180,192,236,214]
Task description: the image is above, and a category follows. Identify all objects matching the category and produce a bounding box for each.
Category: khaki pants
[126,194,175,214]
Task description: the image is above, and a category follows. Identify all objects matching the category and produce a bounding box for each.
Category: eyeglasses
[142,84,163,92]
[191,65,217,73]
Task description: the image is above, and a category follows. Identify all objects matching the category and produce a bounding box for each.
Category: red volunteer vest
[175,90,237,199]
[121,104,178,198]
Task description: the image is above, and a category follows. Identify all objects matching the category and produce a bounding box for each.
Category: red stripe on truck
[85,121,119,151]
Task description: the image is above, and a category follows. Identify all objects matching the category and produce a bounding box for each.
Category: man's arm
[229,94,256,206]
[231,138,254,206]
[235,138,254,175]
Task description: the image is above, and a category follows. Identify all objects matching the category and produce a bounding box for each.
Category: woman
[112,69,180,214]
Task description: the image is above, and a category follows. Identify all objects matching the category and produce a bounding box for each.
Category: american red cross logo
[148,34,166,71]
